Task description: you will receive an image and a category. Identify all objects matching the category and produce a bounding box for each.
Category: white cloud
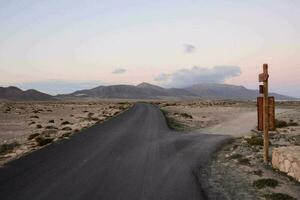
[183,44,196,54]
[112,68,127,74]
[155,66,241,88]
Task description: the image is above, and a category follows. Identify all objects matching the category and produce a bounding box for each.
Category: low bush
[245,136,264,146]
[88,112,95,118]
[30,115,39,119]
[45,125,58,130]
[275,119,288,128]
[28,121,36,125]
[61,132,71,138]
[41,129,57,136]
[35,137,53,146]
[228,154,243,160]
[287,121,299,126]
[48,120,55,123]
[62,126,72,131]
[0,142,20,154]
[180,113,193,119]
[61,121,71,125]
[28,133,40,140]
[253,178,278,189]
[36,124,43,129]
[264,193,296,200]
[238,158,251,165]
[162,110,187,131]
[90,117,99,121]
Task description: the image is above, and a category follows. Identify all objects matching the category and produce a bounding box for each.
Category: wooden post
[263,64,269,163]
[259,64,270,163]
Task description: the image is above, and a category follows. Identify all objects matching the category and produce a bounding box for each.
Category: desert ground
[0,101,131,165]
[1,99,299,199]
[158,100,257,133]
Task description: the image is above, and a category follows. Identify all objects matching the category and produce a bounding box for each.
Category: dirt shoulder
[0,101,132,165]
[158,100,256,133]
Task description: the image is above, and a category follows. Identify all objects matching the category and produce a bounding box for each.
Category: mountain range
[0,83,297,101]
[0,86,55,101]
[60,82,296,100]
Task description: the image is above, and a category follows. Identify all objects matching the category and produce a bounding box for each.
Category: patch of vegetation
[228,154,243,160]
[275,119,299,128]
[253,178,278,189]
[41,129,57,136]
[90,117,100,121]
[45,125,58,130]
[61,121,71,125]
[62,126,72,131]
[88,112,94,118]
[28,121,36,125]
[0,142,20,155]
[28,133,40,140]
[287,120,299,126]
[35,137,53,146]
[117,102,129,105]
[48,120,55,123]
[253,170,263,176]
[36,124,43,129]
[161,110,187,131]
[180,113,193,119]
[264,193,296,200]
[275,119,288,128]
[245,136,265,146]
[238,158,251,165]
[30,115,39,119]
[61,132,71,138]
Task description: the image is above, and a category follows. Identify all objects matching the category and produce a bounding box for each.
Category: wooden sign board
[257,96,275,131]
[259,73,269,82]
[259,85,264,94]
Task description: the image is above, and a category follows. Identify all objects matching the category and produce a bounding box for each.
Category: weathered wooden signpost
[258,63,274,163]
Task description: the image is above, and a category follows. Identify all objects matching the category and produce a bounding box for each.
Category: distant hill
[60,82,296,100]
[60,82,194,99]
[0,86,55,101]
[184,83,294,100]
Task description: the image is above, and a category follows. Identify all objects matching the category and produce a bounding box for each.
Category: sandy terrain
[0,101,131,165]
[159,100,257,134]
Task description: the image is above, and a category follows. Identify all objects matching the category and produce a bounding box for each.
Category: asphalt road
[0,103,229,200]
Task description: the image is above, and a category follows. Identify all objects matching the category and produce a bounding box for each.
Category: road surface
[0,103,229,200]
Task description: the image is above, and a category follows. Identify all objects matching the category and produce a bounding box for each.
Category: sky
[0,0,299,96]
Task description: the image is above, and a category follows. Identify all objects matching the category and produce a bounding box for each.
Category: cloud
[154,66,241,88]
[183,44,196,54]
[112,68,127,74]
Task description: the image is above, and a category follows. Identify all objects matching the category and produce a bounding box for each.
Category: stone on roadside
[272,146,300,182]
